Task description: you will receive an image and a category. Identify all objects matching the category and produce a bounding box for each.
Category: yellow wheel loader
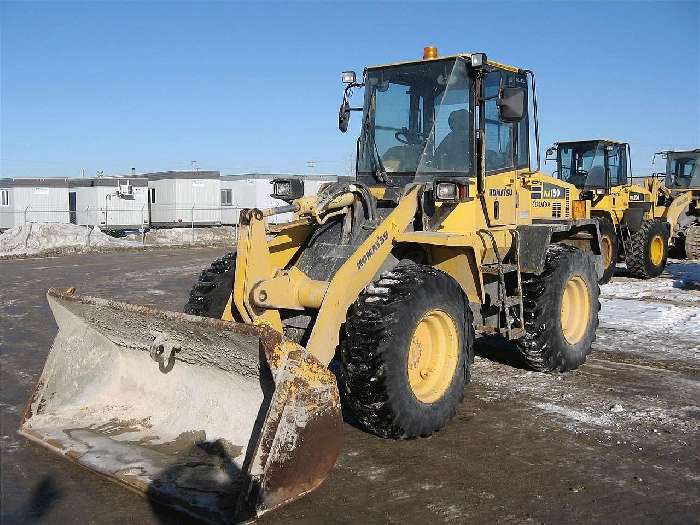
[20,49,603,522]
[547,139,670,282]
[653,149,700,259]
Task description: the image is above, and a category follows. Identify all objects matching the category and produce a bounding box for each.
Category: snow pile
[126,226,237,247]
[0,223,136,257]
[0,224,239,258]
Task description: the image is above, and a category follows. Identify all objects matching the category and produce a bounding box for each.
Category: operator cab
[655,149,700,189]
[338,49,531,190]
[547,140,629,193]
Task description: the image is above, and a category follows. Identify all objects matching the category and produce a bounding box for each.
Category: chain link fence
[0,206,255,249]
[0,206,251,230]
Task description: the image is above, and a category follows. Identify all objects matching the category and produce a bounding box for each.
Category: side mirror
[498,86,526,122]
[339,95,350,133]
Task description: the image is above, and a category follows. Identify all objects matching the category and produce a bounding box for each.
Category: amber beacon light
[423,46,438,59]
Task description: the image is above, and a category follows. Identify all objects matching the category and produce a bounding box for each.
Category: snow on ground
[0,223,238,258]
[597,261,700,361]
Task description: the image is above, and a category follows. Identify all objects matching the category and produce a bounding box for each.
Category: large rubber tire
[596,216,618,284]
[183,251,239,319]
[517,245,600,372]
[685,224,700,260]
[625,219,669,279]
[340,264,474,439]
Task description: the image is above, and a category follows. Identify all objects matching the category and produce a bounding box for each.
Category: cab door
[481,69,529,225]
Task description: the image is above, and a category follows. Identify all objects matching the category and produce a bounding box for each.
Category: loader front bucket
[19,288,342,523]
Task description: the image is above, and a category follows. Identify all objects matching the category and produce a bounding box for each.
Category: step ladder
[616,219,633,259]
[477,229,525,340]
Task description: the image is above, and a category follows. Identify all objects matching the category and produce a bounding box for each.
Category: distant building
[0,170,341,232]
[73,177,150,230]
[0,177,151,231]
[144,171,221,227]
[0,178,72,229]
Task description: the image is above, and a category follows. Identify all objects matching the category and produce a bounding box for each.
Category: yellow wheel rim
[560,275,591,345]
[650,235,664,266]
[601,235,614,270]
[407,309,459,404]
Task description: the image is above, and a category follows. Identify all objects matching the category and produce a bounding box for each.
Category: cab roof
[365,53,521,74]
[656,148,700,155]
[555,139,627,146]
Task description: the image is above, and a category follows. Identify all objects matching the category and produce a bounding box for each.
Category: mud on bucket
[19,289,343,523]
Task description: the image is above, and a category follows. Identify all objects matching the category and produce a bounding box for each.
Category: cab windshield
[557,142,626,188]
[665,153,700,188]
[357,58,472,180]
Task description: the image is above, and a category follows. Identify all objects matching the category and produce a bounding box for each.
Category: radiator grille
[552,202,562,218]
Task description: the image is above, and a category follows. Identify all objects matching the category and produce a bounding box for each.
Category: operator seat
[586,165,607,188]
[434,109,469,170]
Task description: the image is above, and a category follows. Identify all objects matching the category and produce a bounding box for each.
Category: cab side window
[607,146,628,186]
[483,70,529,173]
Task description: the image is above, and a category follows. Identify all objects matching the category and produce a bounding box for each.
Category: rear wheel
[184,251,239,319]
[596,216,618,284]
[685,224,700,260]
[625,219,669,278]
[517,245,600,372]
[341,264,473,439]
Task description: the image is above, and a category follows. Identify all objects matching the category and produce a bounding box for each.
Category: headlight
[273,181,291,197]
[595,188,607,195]
[271,178,304,202]
[341,71,356,84]
[470,52,487,68]
[436,182,459,201]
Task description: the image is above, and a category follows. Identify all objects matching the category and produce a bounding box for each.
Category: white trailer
[146,171,221,227]
[219,173,337,224]
[74,178,150,230]
[0,178,72,229]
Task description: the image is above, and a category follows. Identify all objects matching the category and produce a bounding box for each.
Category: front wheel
[184,251,239,319]
[625,219,669,278]
[517,245,600,372]
[341,264,474,439]
[685,224,700,260]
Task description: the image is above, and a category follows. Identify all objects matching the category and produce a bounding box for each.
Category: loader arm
[660,191,694,235]
[231,185,421,366]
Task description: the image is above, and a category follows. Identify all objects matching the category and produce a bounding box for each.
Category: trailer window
[221,189,233,206]
[1,189,9,206]
[150,187,156,204]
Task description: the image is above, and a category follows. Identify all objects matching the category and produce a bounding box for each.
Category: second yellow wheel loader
[547,139,670,282]
[20,49,603,522]
[653,149,700,259]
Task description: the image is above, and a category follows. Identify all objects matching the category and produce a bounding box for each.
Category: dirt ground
[1,248,698,524]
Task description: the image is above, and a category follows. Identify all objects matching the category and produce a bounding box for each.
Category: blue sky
[1,1,698,178]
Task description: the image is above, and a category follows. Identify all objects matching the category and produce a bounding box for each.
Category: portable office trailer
[74,178,150,230]
[0,178,72,229]
[219,173,338,224]
[146,171,221,227]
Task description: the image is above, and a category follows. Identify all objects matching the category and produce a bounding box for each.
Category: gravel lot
[1,248,698,524]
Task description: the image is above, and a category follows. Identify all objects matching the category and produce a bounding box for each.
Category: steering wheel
[394,128,411,144]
